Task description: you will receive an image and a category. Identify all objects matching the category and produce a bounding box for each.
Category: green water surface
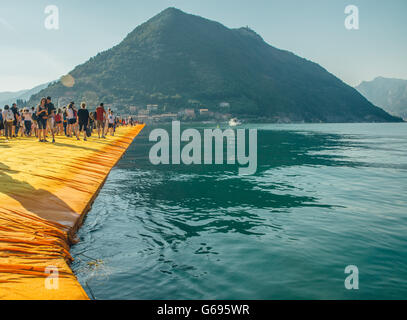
[71,123,407,299]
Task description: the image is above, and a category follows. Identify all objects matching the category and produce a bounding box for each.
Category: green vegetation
[28,7,402,122]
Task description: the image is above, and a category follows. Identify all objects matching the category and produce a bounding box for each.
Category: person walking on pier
[0,108,4,136]
[22,108,33,136]
[96,103,106,139]
[89,111,95,134]
[104,108,111,136]
[66,102,79,140]
[45,96,56,143]
[2,105,14,142]
[62,107,68,136]
[18,109,25,137]
[31,107,38,138]
[108,111,115,136]
[10,103,19,138]
[55,108,63,135]
[78,102,90,141]
[36,98,48,142]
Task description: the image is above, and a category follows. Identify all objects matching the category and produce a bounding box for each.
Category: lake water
[71,123,407,299]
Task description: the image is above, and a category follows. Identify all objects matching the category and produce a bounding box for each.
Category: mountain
[28,7,401,122]
[0,90,29,105]
[356,77,407,120]
[1,81,53,106]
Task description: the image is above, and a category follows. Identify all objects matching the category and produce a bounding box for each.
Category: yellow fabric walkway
[0,124,145,299]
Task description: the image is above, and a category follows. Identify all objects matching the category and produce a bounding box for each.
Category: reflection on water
[72,123,407,299]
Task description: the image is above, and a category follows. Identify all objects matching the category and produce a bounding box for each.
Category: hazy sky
[1,0,406,92]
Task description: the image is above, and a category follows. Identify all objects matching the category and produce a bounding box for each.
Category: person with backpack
[2,105,14,142]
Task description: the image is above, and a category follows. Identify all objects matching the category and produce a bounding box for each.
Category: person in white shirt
[108,111,115,136]
[104,108,111,136]
[66,102,79,140]
[2,105,15,141]
[23,108,33,136]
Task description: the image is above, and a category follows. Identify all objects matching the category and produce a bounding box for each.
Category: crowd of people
[1,97,138,143]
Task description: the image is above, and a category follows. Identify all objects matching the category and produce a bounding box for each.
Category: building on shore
[147,104,159,112]
[152,113,178,122]
[136,115,149,122]
[178,108,196,120]
[138,109,150,116]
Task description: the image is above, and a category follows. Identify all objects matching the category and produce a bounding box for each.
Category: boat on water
[229,118,242,127]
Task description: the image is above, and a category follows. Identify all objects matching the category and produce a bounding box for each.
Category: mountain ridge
[28,7,401,122]
[356,77,407,119]
[1,81,53,106]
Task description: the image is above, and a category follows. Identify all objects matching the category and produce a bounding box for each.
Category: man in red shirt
[96,103,106,138]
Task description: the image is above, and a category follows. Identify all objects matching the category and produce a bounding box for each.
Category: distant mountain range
[356,77,407,120]
[0,81,52,107]
[28,7,401,122]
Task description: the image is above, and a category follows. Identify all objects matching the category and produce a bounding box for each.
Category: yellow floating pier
[0,124,145,299]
